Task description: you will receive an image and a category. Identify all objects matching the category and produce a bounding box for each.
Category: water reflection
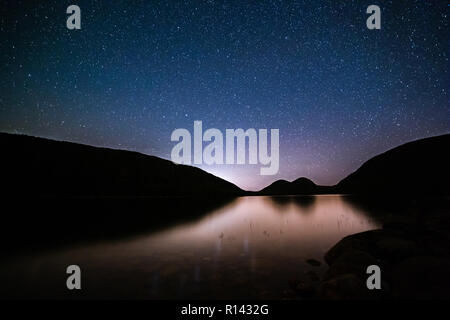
[266,195,317,213]
[0,195,382,299]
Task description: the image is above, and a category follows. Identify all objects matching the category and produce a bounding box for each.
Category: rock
[295,280,317,298]
[320,220,450,300]
[282,289,296,300]
[305,270,320,282]
[381,280,391,295]
[382,221,420,235]
[288,272,321,299]
[316,273,373,300]
[258,290,271,299]
[324,249,379,280]
[374,237,419,263]
[324,229,389,265]
[306,258,321,267]
[288,278,300,291]
[420,233,450,258]
[324,237,368,265]
[392,256,450,299]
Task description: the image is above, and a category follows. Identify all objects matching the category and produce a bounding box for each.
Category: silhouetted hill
[258,134,450,196]
[258,177,334,195]
[336,134,450,195]
[0,132,242,197]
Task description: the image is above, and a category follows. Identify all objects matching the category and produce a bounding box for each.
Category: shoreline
[291,209,450,300]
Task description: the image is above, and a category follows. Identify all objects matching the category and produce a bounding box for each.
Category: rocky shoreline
[291,210,450,300]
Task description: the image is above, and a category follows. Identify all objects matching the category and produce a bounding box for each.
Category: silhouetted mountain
[336,134,450,195]
[3,132,449,198]
[258,177,333,195]
[0,132,242,197]
[258,134,450,196]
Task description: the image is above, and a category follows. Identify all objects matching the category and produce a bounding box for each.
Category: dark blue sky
[1,0,449,190]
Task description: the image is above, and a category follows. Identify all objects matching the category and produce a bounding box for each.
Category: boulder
[305,270,320,282]
[324,237,368,265]
[374,237,420,263]
[392,256,450,299]
[324,249,379,280]
[305,258,322,267]
[316,273,373,300]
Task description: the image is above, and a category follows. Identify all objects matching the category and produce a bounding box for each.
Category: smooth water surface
[0,195,382,299]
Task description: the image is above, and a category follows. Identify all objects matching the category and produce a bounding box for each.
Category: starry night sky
[1,0,449,190]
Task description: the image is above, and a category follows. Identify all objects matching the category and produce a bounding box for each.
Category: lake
[0,195,383,299]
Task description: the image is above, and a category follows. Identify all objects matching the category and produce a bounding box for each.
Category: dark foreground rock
[315,213,450,300]
[306,258,322,267]
[392,256,450,299]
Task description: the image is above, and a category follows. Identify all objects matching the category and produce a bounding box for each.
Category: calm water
[0,195,382,299]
